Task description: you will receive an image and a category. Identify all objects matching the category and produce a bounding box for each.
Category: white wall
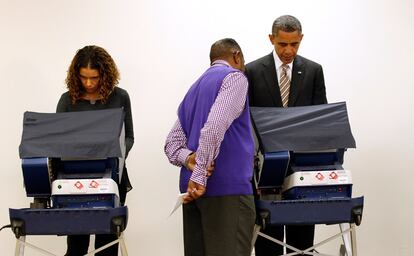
[0,0,413,255]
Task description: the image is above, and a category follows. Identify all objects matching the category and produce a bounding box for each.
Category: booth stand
[9,109,129,256]
[250,102,364,256]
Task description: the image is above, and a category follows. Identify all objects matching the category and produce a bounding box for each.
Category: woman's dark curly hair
[65,45,120,104]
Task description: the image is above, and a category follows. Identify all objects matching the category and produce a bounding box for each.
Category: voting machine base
[252,197,364,256]
[9,206,128,237]
[256,197,363,227]
[9,207,128,256]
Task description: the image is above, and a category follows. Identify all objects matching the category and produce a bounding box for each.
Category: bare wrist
[185,152,194,169]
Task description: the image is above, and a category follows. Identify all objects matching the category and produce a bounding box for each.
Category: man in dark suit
[246,15,327,255]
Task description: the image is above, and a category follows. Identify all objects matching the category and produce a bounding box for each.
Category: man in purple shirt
[164,38,256,256]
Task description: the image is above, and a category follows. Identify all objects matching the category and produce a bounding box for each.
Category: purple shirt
[164,60,248,186]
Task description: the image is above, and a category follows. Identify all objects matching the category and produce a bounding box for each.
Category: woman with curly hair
[57,45,134,256]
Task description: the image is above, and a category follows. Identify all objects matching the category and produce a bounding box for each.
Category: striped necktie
[279,65,290,107]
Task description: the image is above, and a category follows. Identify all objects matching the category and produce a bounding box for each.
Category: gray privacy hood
[19,108,125,159]
[250,102,356,153]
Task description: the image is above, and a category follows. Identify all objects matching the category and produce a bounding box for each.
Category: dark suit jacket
[246,53,327,107]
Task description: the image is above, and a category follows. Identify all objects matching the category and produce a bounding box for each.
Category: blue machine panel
[258,151,290,188]
[256,196,364,225]
[291,149,344,167]
[56,158,119,183]
[22,158,51,197]
[52,194,119,208]
[9,206,128,236]
[283,185,352,200]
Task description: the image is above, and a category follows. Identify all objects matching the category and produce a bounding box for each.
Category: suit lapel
[290,56,305,106]
[261,53,282,106]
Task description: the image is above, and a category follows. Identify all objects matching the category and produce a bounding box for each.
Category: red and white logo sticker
[315,173,325,181]
[89,180,99,188]
[329,172,338,180]
[74,181,84,189]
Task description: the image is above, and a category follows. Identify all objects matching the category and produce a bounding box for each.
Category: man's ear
[268,34,275,45]
[233,51,241,64]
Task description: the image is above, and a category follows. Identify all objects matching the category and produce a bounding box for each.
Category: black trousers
[254,224,315,255]
[183,195,256,256]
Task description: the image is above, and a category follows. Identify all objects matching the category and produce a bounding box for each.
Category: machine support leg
[350,224,357,256]
[15,237,57,256]
[340,223,352,256]
[304,226,353,255]
[257,230,302,255]
[85,238,119,256]
[119,233,128,256]
[251,224,261,253]
[252,223,359,256]
[85,233,128,256]
[15,236,25,256]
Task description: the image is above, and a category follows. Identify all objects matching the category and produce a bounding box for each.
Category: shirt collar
[212,60,231,67]
[272,50,293,70]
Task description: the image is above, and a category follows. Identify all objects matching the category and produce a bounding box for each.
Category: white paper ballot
[169,192,188,217]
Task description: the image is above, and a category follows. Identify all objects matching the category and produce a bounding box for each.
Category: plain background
[1,0,413,255]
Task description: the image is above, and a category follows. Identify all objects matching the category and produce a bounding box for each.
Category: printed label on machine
[51,178,119,196]
[282,170,352,191]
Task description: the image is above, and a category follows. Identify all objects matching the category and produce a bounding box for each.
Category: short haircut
[272,15,302,35]
[209,38,242,63]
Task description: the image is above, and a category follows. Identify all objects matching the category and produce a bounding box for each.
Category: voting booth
[250,102,364,256]
[9,108,129,256]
